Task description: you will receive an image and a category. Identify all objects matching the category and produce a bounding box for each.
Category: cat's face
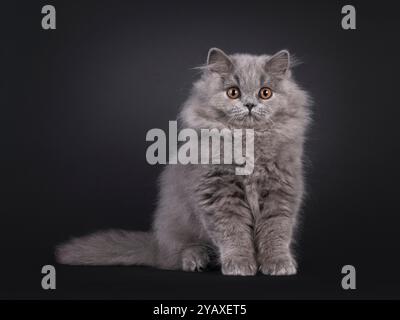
[184,48,306,131]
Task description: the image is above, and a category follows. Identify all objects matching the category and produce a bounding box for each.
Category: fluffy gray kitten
[56,48,311,276]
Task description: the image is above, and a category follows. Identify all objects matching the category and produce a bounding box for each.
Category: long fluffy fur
[56,48,311,276]
[56,230,156,266]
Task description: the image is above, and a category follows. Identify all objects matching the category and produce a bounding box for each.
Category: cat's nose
[245,103,255,111]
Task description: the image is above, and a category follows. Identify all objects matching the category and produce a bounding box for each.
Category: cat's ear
[207,48,233,74]
[265,50,290,77]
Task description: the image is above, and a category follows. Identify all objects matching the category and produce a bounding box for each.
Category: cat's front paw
[221,256,258,276]
[260,254,297,276]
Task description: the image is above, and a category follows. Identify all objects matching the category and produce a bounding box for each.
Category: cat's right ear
[207,48,233,74]
[265,50,291,78]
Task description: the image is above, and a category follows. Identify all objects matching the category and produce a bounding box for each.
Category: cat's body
[56,48,311,276]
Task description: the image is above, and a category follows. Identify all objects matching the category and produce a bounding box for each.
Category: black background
[2,0,400,299]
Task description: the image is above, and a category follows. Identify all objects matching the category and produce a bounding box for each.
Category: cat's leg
[155,217,213,271]
[156,233,213,272]
[203,212,257,276]
[155,233,213,271]
[154,165,216,271]
[255,180,302,276]
[197,174,257,276]
[181,245,210,272]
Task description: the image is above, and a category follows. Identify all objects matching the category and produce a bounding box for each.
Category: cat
[56,48,311,276]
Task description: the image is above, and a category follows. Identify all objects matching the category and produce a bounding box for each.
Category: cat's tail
[55,230,157,266]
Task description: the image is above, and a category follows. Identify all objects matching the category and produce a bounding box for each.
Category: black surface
[2,0,400,299]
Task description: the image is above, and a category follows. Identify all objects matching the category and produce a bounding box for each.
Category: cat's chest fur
[196,129,300,219]
[240,131,298,219]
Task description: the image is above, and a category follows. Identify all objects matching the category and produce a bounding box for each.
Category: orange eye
[226,87,241,99]
[259,87,273,100]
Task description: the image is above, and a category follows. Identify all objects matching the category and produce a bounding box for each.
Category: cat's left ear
[207,48,233,74]
[265,50,290,78]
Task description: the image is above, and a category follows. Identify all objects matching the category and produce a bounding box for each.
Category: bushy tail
[55,230,157,266]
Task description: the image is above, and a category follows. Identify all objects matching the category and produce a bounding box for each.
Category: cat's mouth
[229,110,265,126]
[246,111,262,120]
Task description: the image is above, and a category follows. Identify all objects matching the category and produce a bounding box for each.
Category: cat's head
[181,48,309,131]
